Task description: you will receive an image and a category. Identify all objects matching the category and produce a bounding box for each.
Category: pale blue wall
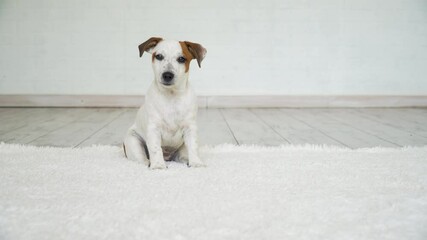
[1,0,426,95]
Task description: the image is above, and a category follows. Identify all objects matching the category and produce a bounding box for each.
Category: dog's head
[138,37,206,88]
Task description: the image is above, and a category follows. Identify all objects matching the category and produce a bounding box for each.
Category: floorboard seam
[284,110,351,148]
[219,109,240,145]
[249,109,291,144]
[321,111,402,147]
[74,109,127,148]
[352,109,427,140]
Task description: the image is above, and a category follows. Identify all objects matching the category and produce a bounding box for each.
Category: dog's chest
[160,120,184,147]
[158,105,190,147]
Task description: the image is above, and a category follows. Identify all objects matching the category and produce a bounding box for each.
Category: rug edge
[1,142,426,153]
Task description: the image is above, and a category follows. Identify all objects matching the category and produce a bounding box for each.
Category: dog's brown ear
[184,41,207,68]
[138,37,162,57]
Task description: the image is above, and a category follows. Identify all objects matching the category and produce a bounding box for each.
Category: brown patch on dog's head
[152,51,156,63]
[179,42,193,72]
[138,37,162,57]
[179,41,207,72]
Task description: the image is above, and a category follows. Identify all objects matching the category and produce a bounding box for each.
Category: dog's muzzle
[162,71,174,85]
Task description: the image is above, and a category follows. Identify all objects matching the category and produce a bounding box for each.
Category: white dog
[123,37,207,169]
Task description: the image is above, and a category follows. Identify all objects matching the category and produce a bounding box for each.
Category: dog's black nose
[162,72,174,83]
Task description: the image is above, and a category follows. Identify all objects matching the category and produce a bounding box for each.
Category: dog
[123,37,207,169]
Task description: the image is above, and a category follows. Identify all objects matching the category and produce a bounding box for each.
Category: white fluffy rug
[1,143,427,240]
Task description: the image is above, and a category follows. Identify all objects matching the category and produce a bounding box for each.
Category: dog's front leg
[147,126,166,170]
[184,125,205,167]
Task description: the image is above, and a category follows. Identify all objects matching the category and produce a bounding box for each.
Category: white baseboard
[0,95,426,108]
[205,95,427,108]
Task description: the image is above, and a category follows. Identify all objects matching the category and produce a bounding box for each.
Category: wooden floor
[1,108,427,148]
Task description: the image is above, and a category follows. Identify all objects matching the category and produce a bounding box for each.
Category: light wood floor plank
[0,108,40,122]
[13,108,107,145]
[322,109,427,147]
[282,109,399,148]
[221,108,287,145]
[0,108,31,121]
[1,107,426,147]
[0,108,17,115]
[397,109,427,124]
[354,109,427,137]
[0,108,57,135]
[77,109,137,147]
[252,109,345,147]
[0,108,84,143]
[198,108,237,146]
[29,108,125,147]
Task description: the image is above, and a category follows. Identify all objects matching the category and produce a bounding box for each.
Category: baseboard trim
[0,95,426,108]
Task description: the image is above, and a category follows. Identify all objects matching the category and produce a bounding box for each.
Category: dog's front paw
[149,160,167,170]
[188,158,206,168]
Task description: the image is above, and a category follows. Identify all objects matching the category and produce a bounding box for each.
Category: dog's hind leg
[123,129,150,166]
[174,144,189,164]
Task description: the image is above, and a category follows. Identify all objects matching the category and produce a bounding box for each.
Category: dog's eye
[177,56,186,63]
[155,54,164,61]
